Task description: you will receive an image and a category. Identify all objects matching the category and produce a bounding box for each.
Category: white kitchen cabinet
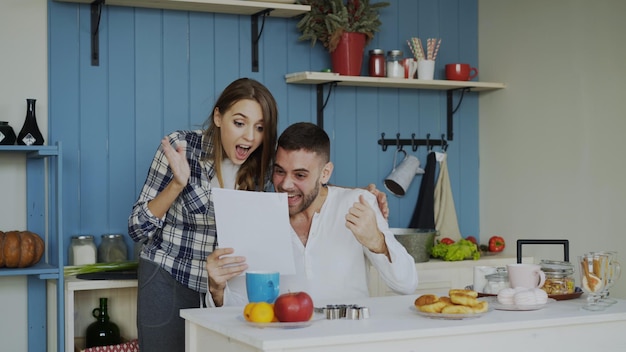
[65,277,138,352]
[368,255,533,297]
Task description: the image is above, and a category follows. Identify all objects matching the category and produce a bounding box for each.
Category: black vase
[17,98,45,146]
[0,121,17,145]
[85,297,121,348]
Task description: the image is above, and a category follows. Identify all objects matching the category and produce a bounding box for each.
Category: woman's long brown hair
[202,78,278,190]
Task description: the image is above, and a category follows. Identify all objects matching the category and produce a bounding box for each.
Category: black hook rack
[378,133,448,152]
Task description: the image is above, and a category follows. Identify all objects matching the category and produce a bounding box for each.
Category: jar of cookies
[540,260,575,295]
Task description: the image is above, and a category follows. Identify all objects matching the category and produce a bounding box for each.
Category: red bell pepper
[439,238,455,245]
[466,236,477,244]
[488,236,505,252]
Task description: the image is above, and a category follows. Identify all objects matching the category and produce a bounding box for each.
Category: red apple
[273,292,314,322]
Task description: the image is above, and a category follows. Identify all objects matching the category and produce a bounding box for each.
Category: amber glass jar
[368,49,386,77]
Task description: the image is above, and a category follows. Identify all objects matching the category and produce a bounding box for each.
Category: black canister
[0,121,17,145]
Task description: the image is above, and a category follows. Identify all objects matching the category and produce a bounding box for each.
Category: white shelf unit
[65,277,138,352]
[0,144,64,352]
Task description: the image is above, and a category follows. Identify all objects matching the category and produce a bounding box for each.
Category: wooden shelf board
[54,0,310,18]
[285,71,506,92]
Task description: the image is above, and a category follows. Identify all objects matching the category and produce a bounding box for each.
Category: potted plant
[297,0,390,75]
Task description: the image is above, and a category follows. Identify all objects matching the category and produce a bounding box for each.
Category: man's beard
[289,179,320,216]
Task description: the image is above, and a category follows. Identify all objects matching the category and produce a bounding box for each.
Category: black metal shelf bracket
[311,83,474,142]
[446,87,471,141]
[251,9,273,72]
[90,0,104,66]
[378,133,448,152]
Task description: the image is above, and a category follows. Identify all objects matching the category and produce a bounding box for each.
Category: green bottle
[85,297,121,347]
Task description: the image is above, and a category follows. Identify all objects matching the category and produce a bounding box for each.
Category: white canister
[473,265,498,293]
[69,235,97,266]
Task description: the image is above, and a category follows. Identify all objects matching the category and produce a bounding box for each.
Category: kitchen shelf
[54,0,310,69]
[285,71,506,91]
[285,71,506,140]
[0,144,64,352]
[55,0,310,17]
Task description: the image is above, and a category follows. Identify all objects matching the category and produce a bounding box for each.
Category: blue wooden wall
[48,0,479,262]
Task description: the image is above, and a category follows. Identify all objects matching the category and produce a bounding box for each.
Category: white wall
[479,0,626,298]
[0,0,48,350]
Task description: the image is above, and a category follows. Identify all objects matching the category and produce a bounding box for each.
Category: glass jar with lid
[386,50,404,78]
[69,235,97,266]
[98,234,128,263]
[368,49,386,77]
[540,260,575,295]
[483,267,510,294]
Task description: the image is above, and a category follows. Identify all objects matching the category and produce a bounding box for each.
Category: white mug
[384,149,424,197]
[507,263,546,289]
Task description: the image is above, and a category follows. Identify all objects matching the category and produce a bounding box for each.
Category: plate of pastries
[412,289,491,320]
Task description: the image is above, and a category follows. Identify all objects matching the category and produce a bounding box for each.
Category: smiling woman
[127,78,279,352]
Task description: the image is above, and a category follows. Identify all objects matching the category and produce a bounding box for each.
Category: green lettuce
[431,239,480,261]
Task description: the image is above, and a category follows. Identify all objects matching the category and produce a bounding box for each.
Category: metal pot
[390,228,437,263]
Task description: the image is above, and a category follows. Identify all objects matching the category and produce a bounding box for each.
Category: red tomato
[466,236,477,244]
[273,292,314,322]
[488,236,505,252]
[440,238,455,245]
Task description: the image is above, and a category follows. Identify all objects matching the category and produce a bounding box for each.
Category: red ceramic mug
[445,63,478,81]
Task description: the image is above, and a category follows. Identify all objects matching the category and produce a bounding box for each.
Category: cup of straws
[407,37,441,80]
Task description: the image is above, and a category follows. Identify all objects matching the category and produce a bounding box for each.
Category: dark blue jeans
[137,258,204,352]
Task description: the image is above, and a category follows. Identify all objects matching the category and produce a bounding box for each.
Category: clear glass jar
[386,50,404,78]
[368,49,386,77]
[69,235,97,266]
[483,267,510,294]
[98,234,128,263]
[540,260,575,294]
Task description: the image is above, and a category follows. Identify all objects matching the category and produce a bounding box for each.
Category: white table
[181,295,626,352]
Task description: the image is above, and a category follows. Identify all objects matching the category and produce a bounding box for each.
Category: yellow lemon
[243,303,256,322]
[248,302,275,323]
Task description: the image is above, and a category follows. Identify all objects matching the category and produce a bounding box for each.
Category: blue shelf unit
[0,144,64,352]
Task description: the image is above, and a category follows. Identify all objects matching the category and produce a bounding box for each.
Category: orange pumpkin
[0,230,45,268]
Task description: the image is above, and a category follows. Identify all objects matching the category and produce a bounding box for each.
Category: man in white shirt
[270,122,418,304]
[205,122,417,306]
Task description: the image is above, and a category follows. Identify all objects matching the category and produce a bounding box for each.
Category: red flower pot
[330,32,367,76]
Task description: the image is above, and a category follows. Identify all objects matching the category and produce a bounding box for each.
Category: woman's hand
[206,248,248,306]
[161,137,190,190]
[367,184,389,220]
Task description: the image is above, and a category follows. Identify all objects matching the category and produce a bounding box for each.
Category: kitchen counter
[181,294,626,351]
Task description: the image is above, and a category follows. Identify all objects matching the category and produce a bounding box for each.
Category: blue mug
[246,271,280,303]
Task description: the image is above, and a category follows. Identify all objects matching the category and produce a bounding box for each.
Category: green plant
[297,0,390,52]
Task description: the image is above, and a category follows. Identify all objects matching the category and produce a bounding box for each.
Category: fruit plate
[237,314,325,329]
[486,297,556,311]
[410,305,492,320]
